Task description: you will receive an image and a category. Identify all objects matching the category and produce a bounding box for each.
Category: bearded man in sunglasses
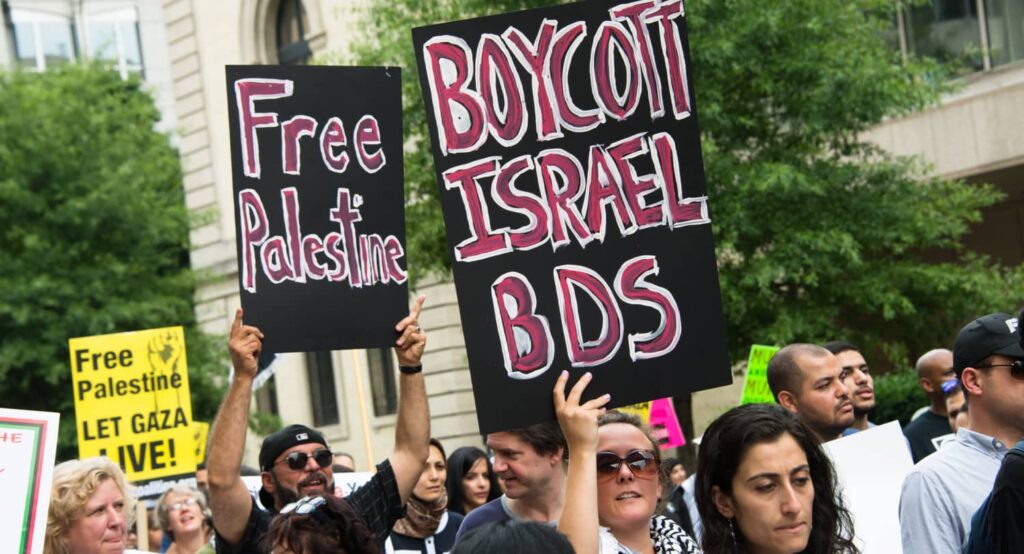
[900,312,1024,554]
[208,295,430,554]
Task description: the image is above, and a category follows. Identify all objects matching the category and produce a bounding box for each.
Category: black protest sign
[226,66,408,353]
[413,0,730,433]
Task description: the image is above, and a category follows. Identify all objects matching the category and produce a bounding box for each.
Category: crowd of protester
[42,304,1024,553]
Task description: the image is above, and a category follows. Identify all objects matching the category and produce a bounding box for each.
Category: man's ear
[777,391,799,413]
[961,368,983,396]
[711,485,734,519]
[920,377,935,394]
[551,447,566,467]
[261,470,275,494]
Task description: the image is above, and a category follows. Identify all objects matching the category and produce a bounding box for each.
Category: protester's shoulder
[446,509,466,528]
[650,514,702,553]
[461,497,508,527]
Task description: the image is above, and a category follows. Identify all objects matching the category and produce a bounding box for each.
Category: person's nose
[616,462,634,483]
[836,378,851,399]
[107,505,125,531]
[492,457,508,473]
[304,454,321,472]
[854,369,868,386]
[779,482,801,516]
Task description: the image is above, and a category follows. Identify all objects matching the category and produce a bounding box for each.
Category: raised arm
[555,371,611,554]
[388,294,430,505]
[207,308,263,547]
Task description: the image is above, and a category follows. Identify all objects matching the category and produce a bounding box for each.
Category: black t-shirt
[902,410,951,463]
[965,441,1024,554]
[215,459,405,554]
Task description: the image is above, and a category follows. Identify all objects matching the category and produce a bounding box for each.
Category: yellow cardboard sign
[740,344,780,405]
[69,327,195,480]
[191,421,209,465]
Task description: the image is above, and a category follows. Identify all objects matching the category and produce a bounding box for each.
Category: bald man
[903,349,955,462]
[767,343,855,442]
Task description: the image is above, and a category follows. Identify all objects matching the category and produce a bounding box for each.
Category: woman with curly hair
[45,457,135,554]
[444,446,501,516]
[695,403,858,554]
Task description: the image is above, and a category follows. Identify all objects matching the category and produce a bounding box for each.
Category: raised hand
[228,308,263,379]
[553,370,611,452]
[394,294,427,367]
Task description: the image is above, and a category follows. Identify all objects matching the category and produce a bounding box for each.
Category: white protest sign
[823,421,913,553]
[0,407,60,554]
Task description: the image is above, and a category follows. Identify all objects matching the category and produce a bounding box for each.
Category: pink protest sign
[649,398,686,449]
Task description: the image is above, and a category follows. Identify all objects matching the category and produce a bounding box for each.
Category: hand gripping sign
[414,0,731,433]
[69,327,195,481]
[226,66,409,353]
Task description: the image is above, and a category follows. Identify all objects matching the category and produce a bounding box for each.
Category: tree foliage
[349,0,1024,370]
[0,65,225,461]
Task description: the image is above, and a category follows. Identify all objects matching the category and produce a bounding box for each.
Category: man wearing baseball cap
[207,295,430,553]
[899,312,1024,553]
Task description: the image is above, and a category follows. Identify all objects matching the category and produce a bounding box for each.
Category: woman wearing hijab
[386,438,463,553]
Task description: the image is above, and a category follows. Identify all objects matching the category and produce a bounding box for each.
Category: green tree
[351,0,1023,367]
[0,65,225,461]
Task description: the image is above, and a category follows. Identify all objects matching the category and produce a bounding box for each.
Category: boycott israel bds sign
[226,66,408,353]
[69,327,195,480]
[414,0,730,433]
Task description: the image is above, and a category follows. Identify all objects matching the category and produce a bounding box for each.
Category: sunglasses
[274,449,333,471]
[596,449,658,480]
[976,359,1024,380]
[281,495,327,515]
[167,497,198,512]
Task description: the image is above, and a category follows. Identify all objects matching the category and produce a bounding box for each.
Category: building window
[84,8,144,79]
[367,348,398,417]
[10,9,76,71]
[276,0,311,65]
[903,0,984,74]
[306,351,340,426]
[893,0,1024,74]
[984,0,1024,67]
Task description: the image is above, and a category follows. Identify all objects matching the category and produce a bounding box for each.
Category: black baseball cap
[258,424,328,510]
[953,313,1024,378]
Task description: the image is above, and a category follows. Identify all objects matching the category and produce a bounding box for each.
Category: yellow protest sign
[69,327,195,480]
[191,421,209,465]
[740,344,780,405]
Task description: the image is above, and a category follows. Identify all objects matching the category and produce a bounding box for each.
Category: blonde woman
[45,457,136,554]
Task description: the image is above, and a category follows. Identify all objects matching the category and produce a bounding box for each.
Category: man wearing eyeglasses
[900,312,1024,554]
[207,296,430,554]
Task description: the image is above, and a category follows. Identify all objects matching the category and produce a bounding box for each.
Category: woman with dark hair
[263,494,378,553]
[695,404,858,554]
[445,446,502,516]
[554,371,701,553]
[386,438,463,553]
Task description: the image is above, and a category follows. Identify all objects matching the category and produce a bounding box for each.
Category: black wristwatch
[399,365,423,374]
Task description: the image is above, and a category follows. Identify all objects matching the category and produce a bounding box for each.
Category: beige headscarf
[392,493,448,538]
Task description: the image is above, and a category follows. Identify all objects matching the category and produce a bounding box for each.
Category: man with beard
[824,341,877,436]
[455,421,567,540]
[208,297,430,553]
[767,343,856,442]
